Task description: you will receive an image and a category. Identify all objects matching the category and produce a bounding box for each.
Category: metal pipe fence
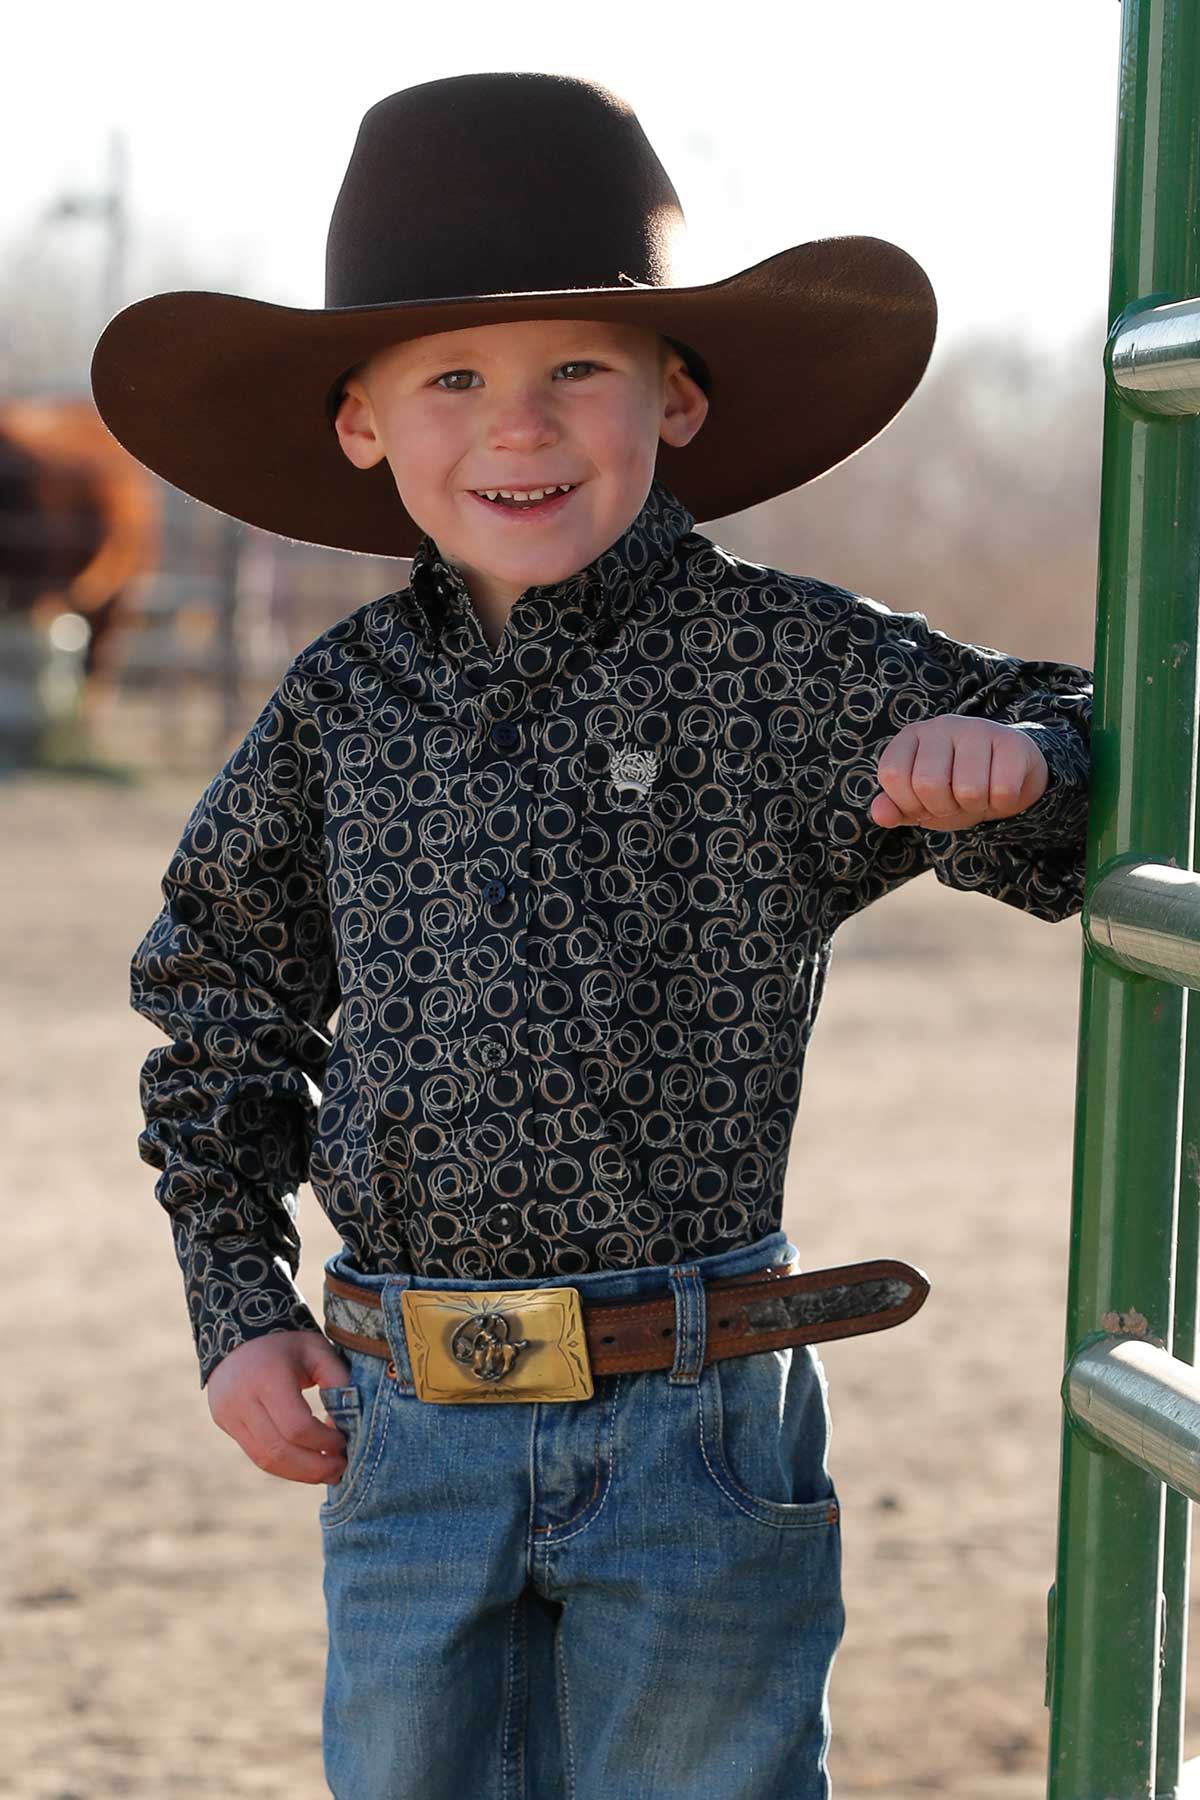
[1046,2,1200,1794]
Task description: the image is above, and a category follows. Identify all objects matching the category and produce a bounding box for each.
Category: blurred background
[2,3,1156,1796]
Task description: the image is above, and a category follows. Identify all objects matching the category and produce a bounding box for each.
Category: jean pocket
[318,1358,390,1528]
[697,1344,841,1531]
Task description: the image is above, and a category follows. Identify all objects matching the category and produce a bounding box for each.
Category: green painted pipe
[1045,1,1200,1795]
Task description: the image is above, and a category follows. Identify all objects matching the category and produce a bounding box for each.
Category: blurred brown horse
[0,396,161,683]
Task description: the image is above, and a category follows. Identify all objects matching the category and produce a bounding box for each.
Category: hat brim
[90,236,935,558]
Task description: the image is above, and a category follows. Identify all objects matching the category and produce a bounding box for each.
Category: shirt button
[490,721,520,752]
[478,1038,509,1069]
[481,877,508,905]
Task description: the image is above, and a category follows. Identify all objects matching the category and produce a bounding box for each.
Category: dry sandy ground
[5,766,1198,1799]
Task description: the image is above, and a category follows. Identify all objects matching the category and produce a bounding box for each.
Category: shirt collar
[402,479,696,659]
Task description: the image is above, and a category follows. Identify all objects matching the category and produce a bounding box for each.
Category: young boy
[95,73,1092,1800]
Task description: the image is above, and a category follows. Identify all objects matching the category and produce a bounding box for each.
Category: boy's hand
[206,1329,355,1485]
[869,714,1049,831]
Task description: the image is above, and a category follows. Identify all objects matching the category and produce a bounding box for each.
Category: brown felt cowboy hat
[89,71,937,560]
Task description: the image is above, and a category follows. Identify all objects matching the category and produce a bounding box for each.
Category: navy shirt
[129,479,1093,1387]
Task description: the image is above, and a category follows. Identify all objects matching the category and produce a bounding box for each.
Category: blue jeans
[316,1229,845,1799]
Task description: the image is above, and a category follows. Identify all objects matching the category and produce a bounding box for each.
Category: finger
[273,1383,351,1456]
[211,1396,341,1483]
[909,729,957,822]
[950,731,993,818]
[988,735,1029,816]
[313,1357,354,1390]
[300,1331,354,1391]
[245,1395,348,1484]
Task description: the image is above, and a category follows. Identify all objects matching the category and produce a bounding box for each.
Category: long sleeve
[816,590,1093,935]
[130,665,340,1388]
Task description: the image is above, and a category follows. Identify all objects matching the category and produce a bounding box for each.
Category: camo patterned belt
[322,1258,930,1405]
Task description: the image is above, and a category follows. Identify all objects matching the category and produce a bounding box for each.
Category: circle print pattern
[129,478,1093,1384]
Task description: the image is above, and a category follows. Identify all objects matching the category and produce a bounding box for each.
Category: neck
[470,589,514,653]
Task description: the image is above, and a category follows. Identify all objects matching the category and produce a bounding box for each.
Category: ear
[658,361,709,451]
[333,380,388,470]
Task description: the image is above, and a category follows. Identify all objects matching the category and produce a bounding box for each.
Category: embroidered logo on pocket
[610,746,659,803]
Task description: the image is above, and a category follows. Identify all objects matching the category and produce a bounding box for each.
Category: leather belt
[323,1257,930,1405]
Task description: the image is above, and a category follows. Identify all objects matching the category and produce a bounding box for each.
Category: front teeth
[476,483,576,501]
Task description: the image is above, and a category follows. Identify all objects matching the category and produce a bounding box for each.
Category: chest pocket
[581,736,747,963]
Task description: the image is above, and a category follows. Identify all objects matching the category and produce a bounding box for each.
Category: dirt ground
[6,764,1197,1799]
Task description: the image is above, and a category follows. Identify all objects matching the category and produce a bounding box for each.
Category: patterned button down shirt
[130,479,1093,1387]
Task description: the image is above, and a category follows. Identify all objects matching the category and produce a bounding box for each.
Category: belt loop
[667,1265,707,1386]
[379,1278,417,1393]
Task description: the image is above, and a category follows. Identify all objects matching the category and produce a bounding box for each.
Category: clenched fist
[870,714,1049,831]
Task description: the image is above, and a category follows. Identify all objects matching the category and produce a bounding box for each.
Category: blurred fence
[0,428,407,773]
[93,484,406,771]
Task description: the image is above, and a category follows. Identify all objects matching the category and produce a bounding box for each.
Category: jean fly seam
[500,1592,526,1800]
[553,1594,578,1800]
[529,1375,621,1544]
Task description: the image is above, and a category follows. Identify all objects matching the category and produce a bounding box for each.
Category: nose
[485,386,560,452]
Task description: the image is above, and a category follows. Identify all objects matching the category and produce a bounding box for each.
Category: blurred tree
[0,219,253,398]
[715,318,1105,667]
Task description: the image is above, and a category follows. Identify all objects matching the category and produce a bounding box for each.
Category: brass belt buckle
[400,1286,595,1403]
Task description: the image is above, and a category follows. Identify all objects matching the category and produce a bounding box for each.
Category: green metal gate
[1045,2,1200,1795]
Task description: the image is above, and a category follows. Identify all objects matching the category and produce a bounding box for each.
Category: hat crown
[324,72,687,311]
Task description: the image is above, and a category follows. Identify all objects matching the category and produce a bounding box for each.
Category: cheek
[581,402,659,476]
[384,402,465,471]
[381,438,457,511]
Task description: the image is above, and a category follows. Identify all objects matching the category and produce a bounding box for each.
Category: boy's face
[333,317,708,617]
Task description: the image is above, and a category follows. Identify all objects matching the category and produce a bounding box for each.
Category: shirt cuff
[183,1247,324,1389]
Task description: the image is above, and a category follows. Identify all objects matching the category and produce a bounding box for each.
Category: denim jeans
[316,1229,845,1799]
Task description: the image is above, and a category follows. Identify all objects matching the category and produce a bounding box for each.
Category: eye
[431,361,601,391]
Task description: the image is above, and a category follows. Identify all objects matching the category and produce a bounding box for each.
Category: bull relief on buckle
[400,1286,595,1403]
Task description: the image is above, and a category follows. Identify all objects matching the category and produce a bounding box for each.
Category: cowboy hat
[90,71,937,559]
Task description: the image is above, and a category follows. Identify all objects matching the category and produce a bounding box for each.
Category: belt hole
[717,1318,731,1329]
[660,1325,674,1337]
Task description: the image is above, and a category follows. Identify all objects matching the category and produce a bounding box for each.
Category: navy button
[481,877,508,905]
[490,721,520,752]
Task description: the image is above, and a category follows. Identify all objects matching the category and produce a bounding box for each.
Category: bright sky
[14,0,1121,353]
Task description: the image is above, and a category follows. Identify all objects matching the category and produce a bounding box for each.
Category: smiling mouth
[471,482,582,513]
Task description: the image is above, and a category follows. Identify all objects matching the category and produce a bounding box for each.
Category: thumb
[870,791,905,828]
[302,1331,354,1388]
